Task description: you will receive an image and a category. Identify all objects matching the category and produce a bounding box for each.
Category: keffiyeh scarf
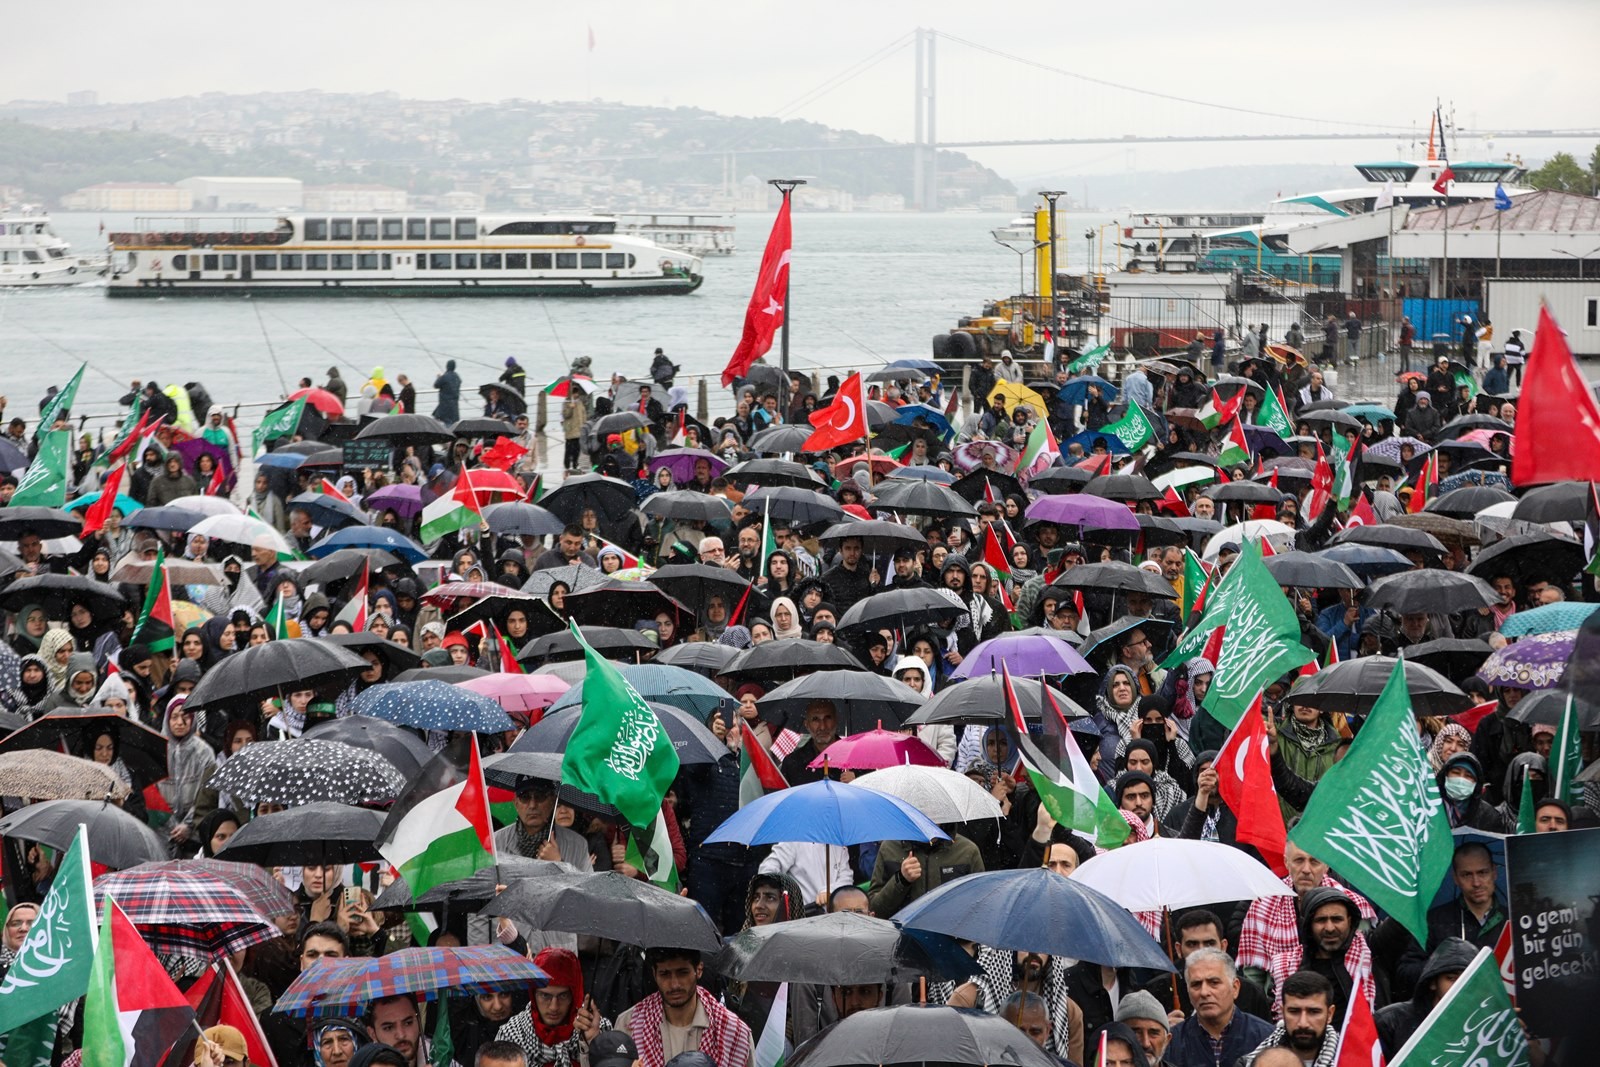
[970,946,1073,1060]
[629,986,751,1067]
[1236,875,1376,971]
[1267,933,1375,1020]
[1243,1023,1339,1067]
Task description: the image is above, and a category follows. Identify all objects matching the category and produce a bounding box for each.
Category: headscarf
[312,1020,371,1067]
[10,604,44,652]
[768,597,803,641]
[9,653,52,711]
[531,947,584,1046]
[94,673,133,716]
[1428,723,1473,771]
[39,628,75,691]
[1096,664,1141,741]
[158,695,215,826]
[61,652,98,707]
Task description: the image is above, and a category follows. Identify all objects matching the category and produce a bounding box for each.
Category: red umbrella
[419,580,523,613]
[455,468,525,507]
[809,727,944,771]
[287,387,346,418]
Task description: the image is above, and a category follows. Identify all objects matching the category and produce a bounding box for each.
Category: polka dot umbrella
[207,738,406,807]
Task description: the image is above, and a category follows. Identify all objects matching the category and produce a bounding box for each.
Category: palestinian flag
[982,526,1016,614]
[82,898,196,1067]
[418,488,481,544]
[756,513,779,579]
[1196,388,1242,430]
[999,664,1128,847]
[333,559,369,631]
[130,547,175,653]
[739,722,788,807]
[669,410,688,448]
[543,375,595,398]
[264,591,291,640]
[181,961,280,1067]
[1016,417,1060,482]
[376,742,498,897]
[1333,435,1362,511]
[1215,417,1250,468]
[1408,451,1438,514]
[754,983,789,1067]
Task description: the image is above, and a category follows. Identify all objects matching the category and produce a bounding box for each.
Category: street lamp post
[1554,246,1600,281]
[1039,191,1066,332]
[768,179,806,383]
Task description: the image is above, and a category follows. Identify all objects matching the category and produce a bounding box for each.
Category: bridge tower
[912,28,938,211]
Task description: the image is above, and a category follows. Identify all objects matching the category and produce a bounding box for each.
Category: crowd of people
[0,333,1595,1067]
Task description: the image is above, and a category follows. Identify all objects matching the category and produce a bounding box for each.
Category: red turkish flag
[1161,486,1190,518]
[803,373,868,452]
[721,196,793,386]
[1346,493,1378,528]
[1333,976,1386,1067]
[1216,692,1288,876]
[1306,440,1334,518]
[80,463,126,538]
[1432,167,1455,195]
[1512,305,1600,484]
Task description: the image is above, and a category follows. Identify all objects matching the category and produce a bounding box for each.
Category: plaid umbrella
[0,750,130,801]
[274,946,548,1017]
[208,738,406,806]
[419,580,523,614]
[351,679,515,733]
[1476,630,1576,691]
[93,865,282,959]
[183,859,297,916]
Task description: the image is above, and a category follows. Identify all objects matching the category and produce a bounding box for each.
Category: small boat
[617,213,736,257]
[0,211,109,286]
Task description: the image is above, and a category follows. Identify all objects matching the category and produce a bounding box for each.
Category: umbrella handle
[1164,907,1180,1012]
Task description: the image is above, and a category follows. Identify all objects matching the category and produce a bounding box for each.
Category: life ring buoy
[67,266,77,275]
[166,233,184,245]
[574,235,586,247]
[144,232,161,245]
[241,233,256,245]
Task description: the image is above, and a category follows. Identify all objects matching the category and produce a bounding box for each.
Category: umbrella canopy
[1082,473,1162,502]
[720,640,868,685]
[903,676,1086,726]
[1049,561,1178,599]
[309,525,429,563]
[352,679,515,732]
[947,631,1093,679]
[641,490,732,524]
[216,802,386,866]
[563,579,683,629]
[756,671,928,735]
[209,739,406,806]
[949,469,1024,506]
[1133,513,1190,548]
[483,501,564,538]
[454,415,518,438]
[480,751,619,816]
[713,911,979,985]
[286,386,345,417]
[650,447,732,483]
[1025,494,1138,532]
[1211,480,1287,506]
[1316,542,1415,578]
[1426,485,1515,519]
[353,412,454,445]
[1027,466,1094,494]
[645,563,751,617]
[869,479,979,520]
[986,380,1045,415]
[0,798,166,870]
[1507,689,1600,730]
[1466,532,1586,587]
[287,490,367,531]
[836,585,966,633]
[124,505,208,533]
[186,640,370,714]
[894,866,1175,970]
[1511,482,1588,524]
[1262,551,1364,590]
[1151,466,1220,493]
[1288,655,1470,716]
[725,457,820,489]
[304,714,435,780]
[518,625,656,665]
[0,750,130,801]
[0,707,168,789]
[178,858,299,917]
[539,473,640,525]
[0,574,127,622]
[704,778,947,848]
[742,486,848,527]
[1499,602,1600,639]
[64,491,141,516]
[786,1005,1062,1067]
[372,856,574,912]
[810,727,943,770]
[364,484,426,519]
[852,765,1004,825]
[1073,838,1293,912]
[422,579,527,613]
[544,663,729,719]
[0,507,79,539]
[93,865,281,959]
[511,700,725,765]
[1202,519,1295,558]
[747,423,815,453]
[653,641,740,677]
[1330,523,1446,556]
[391,664,490,684]
[318,631,424,674]
[816,520,927,557]
[1400,637,1495,681]
[297,548,405,588]
[456,672,570,716]
[189,513,294,555]
[167,495,244,517]
[1366,569,1497,615]
[110,556,225,586]
[1077,614,1177,660]
[276,945,548,1018]
[481,870,723,951]
[1476,630,1575,691]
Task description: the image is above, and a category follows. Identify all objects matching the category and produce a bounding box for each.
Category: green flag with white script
[1096,402,1158,452]
[1390,947,1527,1067]
[11,430,70,508]
[0,825,97,1029]
[252,396,308,456]
[37,363,85,431]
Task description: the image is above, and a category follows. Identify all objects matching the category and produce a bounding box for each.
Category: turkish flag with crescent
[1333,975,1386,1067]
[1216,692,1288,876]
[721,196,793,386]
[803,373,868,452]
[1512,305,1600,485]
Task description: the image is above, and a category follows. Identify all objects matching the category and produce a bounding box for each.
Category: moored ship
[0,211,110,286]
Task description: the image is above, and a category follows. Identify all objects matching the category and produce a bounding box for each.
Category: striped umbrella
[93,865,282,959]
[274,946,548,1017]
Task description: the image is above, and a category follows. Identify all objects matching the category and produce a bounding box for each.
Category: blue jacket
[1315,602,1375,660]
[1165,1009,1273,1067]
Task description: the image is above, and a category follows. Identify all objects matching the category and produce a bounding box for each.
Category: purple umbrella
[1240,425,1292,459]
[171,438,236,496]
[366,483,424,518]
[949,631,1093,679]
[647,448,729,484]
[1475,630,1575,691]
[1024,494,1138,531]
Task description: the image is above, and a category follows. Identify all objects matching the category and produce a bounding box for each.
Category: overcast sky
[11,0,1599,176]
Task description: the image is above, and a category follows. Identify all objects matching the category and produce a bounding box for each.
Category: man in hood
[1266,887,1379,1027]
[1374,937,1475,1058]
[1436,752,1508,832]
[323,367,348,405]
[1237,841,1375,998]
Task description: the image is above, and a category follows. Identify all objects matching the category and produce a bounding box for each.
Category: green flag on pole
[1097,403,1158,452]
[37,363,86,431]
[1550,693,1583,805]
[1068,342,1111,373]
[0,825,97,1029]
[1389,947,1528,1067]
[1290,659,1455,944]
[11,430,71,508]
[1180,548,1209,623]
[251,396,308,456]
[561,621,681,890]
[1257,383,1295,439]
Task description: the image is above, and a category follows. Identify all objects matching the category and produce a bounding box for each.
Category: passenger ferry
[617,213,736,257]
[0,211,109,286]
[105,214,703,297]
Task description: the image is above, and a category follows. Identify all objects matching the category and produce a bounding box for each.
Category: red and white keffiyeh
[629,986,751,1067]
[1236,875,1375,972]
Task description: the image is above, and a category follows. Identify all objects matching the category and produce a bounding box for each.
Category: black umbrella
[186,639,371,713]
[816,520,927,557]
[564,579,683,628]
[373,856,572,912]
[446,592,562,638]
[1027,466,1093,494]
[126,505,207,534]
[484,502,565,538]
[1317,541,1415,577]
[757,670,925,733]
[288,491,367,531]
[786,1005,1061,1067]
[1437,413,1511,440]
[1210,481,1286,505]
[453,416,518,439]
[1287,655,1469,716]
[0,507,80,539]
[518,625,656,665]
[0,708,168,790]
[1400,638,1495,681]
[209,738,406,806]
[641,491,733,525]
[319,632,424,674]
[0,799,167,871]
[475,384,527,415]
[297,548,406,588]
[720,640,868,685]
[950,469,1024,505]
[652,642,740,677]
[1366,569,1497,615]
[0,574,127,622]
[836,586,965,633]
[214,802,386,866]
[747,424,815,454]
[1466,531,1586,586]
[1386,513,1482,550]
[1507,689,1600,730]
[646,563,752,617]
[1510,482,1587,523]
[353,412,454,446]
[1082,474,1162,502]
[713,911,979,984]
[1426,485,1515,518]
[538,473,639,525]
[743,487,847,527]
[481,870,722,951]
[1262,552,1364,590]
[594,411,651,438]
[304,713,434,780]
[903,676,1086,726]
[480,750,619,816]
[511,701,725,765]
[1331,523,1445,556]
[1132,513,1188,548]
[1171,516,1224,550]
[726,458,823,490]
[1049,562,1177,599]
[1424,440,1499,471]
[869,480,978,520]
[1076,614,1175,661]
[522,565,607,597]
[392,664,489,684]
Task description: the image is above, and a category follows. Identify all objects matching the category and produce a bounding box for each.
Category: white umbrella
[1202,519,1294,560]
[1072,839,1292,912]
[853,765,1004,825]
[189,514,293,556]
[168,495,242,517]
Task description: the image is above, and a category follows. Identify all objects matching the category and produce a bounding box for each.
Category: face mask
[1444,776,1475,801]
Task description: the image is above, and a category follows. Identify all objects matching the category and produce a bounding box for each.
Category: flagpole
[768,179,806,394]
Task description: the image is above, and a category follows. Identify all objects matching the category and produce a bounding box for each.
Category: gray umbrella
[713,911,979,984]
[642,490,733,524]
[481,870,722,951]
[785,1005,1062,1067]
[1366,569,1497,615]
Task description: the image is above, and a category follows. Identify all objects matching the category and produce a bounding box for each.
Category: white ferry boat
[0,212,109,286]
[617,213,735,257]
[105,214,703,297]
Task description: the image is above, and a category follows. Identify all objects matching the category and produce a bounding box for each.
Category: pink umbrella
[456,673,570,725]
[809,728,944,771]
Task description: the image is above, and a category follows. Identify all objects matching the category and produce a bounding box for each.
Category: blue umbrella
[1058,375,1119,407]
[892,404,954,440]
[885,465,955,484]
[704,778,948,848]
[1242,425,1292,458]
[886,358,943,374]
[1439,469,1512,493]
[352,680,514,733]
[289,491,367,530]
[894,867,1175,971]
[309,525,429,563]
[254,451,308,469]
[1499,601,1600,639]
[64,491,142,515]
[126,506,206,533]
[543,663,731,719]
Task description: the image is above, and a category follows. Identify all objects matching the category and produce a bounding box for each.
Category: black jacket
[1374,937,1477,1059]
